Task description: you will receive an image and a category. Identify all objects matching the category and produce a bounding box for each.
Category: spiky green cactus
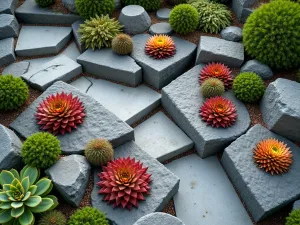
[112,34,133,55]
[85,139,114,167]
[201,78,225,98]
[38,210,67,225]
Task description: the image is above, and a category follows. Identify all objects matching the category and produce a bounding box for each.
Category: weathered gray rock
[77,49,142,86]
[114,0,121,9]
[72,19,85,53]
[195,36,244,68]
[156,8,171,20]
[221,125,300,222]
[231,0,255,22]
[91,141,180,225]
[149,22,173,35]
[45,155,91,207]
[10,81,134,154]
[261,79,300,142]
[0,38,16,67]
[22,55,82,91]
[162,65,250,158]
[0,0,18,14]
[62,0,76,13]
[241,59,273,80]
[119,5,151,35]
[293,200,300,210]
[2,61,29,77]
[131,34,196,89]
[0,125,23,170]
[0,14,19,40]
[15,26,72,57]
[134,213,185,225]
[221,26,242,42]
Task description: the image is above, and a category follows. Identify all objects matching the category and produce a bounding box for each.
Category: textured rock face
[118,5,151,34]
[10,81,134,154]
[231,0,255,22]
[162,65,250,158]
[71,19,85,53]
[133,213,185,225]
[91,141,180,225]
[0,0,18,14]
[220,26,242,42]
[62,0,76,13]
[0,38,16,67]
[149,22,173,35]
[221,125,300,222]
[45,155,91,207]
[293,200,300,210]
[241,59,273,80]
[156,8,171,20]
[195,36,244,67]
[0,14,19,40]
[0,125,23,170]
[261,79,300,142]
[2,61,30,77]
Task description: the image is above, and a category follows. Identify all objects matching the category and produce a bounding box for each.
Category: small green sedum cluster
[68,207,109,225]
[286,209,300,225]
[35,0,55,7]
[122,0,161,11]
[75,0,115,20]
[38,210,67,225]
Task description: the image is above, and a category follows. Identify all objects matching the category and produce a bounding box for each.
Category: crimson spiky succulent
[145,35,176,59]
[200,96,237,128]
[199,62,233,90]
[253,138,293,175]
[97,157,152,210]
[35,92,86,135]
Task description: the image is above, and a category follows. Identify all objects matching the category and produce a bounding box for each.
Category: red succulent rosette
[145,34,176,59]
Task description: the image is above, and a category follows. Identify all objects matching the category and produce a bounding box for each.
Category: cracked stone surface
[133,213,185,225]
[91,141,180,225]
[15,26,72,57]
[0,38,16,67]
[0,0,18,14]
[22,55,82,91]
[10,81,134,154]
[71,77,161,125]
[156,8,171,20]
[149,22,173,35]
[0,14,19,40]
[162,65,250,158]
[72,19,85,53]
[221,125,300,222]
[2,61,30,77]
[241,59,273,80]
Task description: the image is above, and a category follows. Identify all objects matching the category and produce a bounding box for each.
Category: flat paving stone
[15,0,81,24]
[0,14,19,40]
[0,38,16,67]
[15,26,72,57]
[10,81,134,155]
[134,112,193,162]
[134,213,185,225]
[91,141,180,225]
[221,124,300,222]
[77,49,142,86]
[166,154,253,225]
[131,34,196,89]
[162,65,250,158]
[0,0,18,14]
[2,61,29,77]
[156,8,171,20]
[22,55,82,91]
[149,22,173,35]
[72,19,85,53]
[71,77,161,125]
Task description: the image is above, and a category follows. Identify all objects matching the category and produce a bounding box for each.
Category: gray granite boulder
[156,8,171,20]
[149,22,173,35]
[162,65,250,158]
[0,14,19,40]
[45,155,91,207]
[119,5,151,35]
[231,0,255,22]
[293,200,300,210]
[195,36,244,68]
[134,213,185,225]
[241,59,273,80]
[62,0,76,13]
[221,26,242,42]
[0,125,23,170]
[221,124,300,222]
[10,81,134,154]
[2,61,30,77]
[72,19,85,53]
[0,0,18,14]
[0,38,16,67]
[261,79,300,142]
[91,141,180,225]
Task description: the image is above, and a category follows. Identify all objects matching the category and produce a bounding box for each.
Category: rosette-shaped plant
[201,78,225,98]
[38,210,67,225]
[35,0,54,7]
[97,157,152,210]
[200,96,237,128]
[286,209,300,225]
[68,207,109,225]
[145,35,176,59]
[79,15,123,50]
[75,0,115,20]
[0,165,58,225]
[123,0,161,11]
[253,138,293,175]
[85,139,114,167]
[35,92,86,135]
[112,34,133,55]
[199,63,233,90]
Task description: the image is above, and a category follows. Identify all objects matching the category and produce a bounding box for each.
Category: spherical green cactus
[38,210,67,225]
[112,34,134,55]
[85,139,114,167]
[68,207,109,225]
[35,0,55,7]
[286,209,300,225]
[201,78,225,98]
[75,0,115,20]
[167,0,187,5]
[123,0,161,11]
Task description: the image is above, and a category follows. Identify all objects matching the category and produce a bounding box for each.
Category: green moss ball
[68,207,109,225]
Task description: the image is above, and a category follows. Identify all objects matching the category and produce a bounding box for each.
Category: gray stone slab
[221,124,300,222]
[2,61,29,77]
[71,77,161,125]
[10,81,134,154]
[241,59,273,80]
[293,200,300,211]
[77,48,142,86]
[261,79,300,142]
[220,26,242,42]
[195,36,244,68]
[15,0,81,24]
[166,154,253,225]
[131,34,197,89]
[0,38,16,67]
[15,26,72,57]
[134,213,185,225]
[149,22,173,35]
[0,0,18,14]
[156,8,171,20]
[22,55,82,91]
[0,125,23,170]
[134,112,193,162]
[162,65,250,158]
[72,19,85,53]
[0,14,19,40]
[91,141,180,225]
[45,155,91,207]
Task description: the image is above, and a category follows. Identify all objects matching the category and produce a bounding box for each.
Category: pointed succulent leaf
[0,209,12,223]
[0,192,10,202]
[19,166,29,181]
[0,171,15,186]
[11,206,24,218]
[11,202,23,209]
[11,179,19,188]
[34,179,51,196]
[28,186,37,196]
[29,198,53,213]
[3,185,10,192]
[15,181,24,195]
[9,170,19,181]
[22,192,31,202]
[40,182,53,197]
[46,195,58,210]
[20,167,38,186]
[20,178,29,194]
[24,196,41,208]
[0,202,12,209]
[18,208,33,225]
[6,191,14,198]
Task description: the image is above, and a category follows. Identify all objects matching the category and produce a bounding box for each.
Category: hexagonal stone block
[220,26,242,42]
[91,141,180,225]
[0,125,23,170]
[261,79,300,142]
[149,22,173,35]
[241,59,273,80]
[134,213,185,225]
[3,62,30,77]
[10,81,134,155]
[221,124,300,222]
[0,38,16,67]
[131,34,196,89]
[156,8,171,20]
[0,0,18,14]
[0,14,19,40]
[162,65,250,158]
[72,19,85,53]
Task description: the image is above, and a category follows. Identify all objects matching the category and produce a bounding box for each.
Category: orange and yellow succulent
[145,34,176,59]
